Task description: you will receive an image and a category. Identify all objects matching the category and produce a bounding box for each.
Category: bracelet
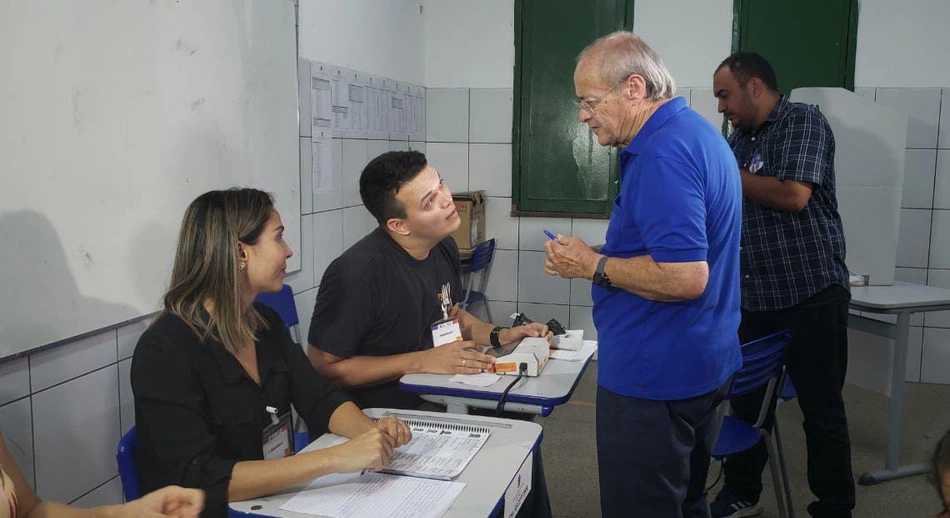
[490,326,506,347]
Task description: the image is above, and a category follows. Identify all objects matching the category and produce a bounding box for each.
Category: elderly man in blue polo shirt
[544,32,742,517]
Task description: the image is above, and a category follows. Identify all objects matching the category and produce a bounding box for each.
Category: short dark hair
[359,151,429,224]
[931,429,950,501]
[717,52,779,92]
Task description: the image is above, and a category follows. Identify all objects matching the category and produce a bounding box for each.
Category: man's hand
[501,323,553,344]
[544,235,600,280]
[420,340,494,374]
[375,415,412,447]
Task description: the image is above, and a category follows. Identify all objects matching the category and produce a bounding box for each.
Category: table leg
[857,312,928,485]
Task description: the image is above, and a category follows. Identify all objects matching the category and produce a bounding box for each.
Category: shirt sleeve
[277,317,352,437]
[131,334,236,511]
[630,155,708,263]
[308,265,374,359]
[769,110,832,186]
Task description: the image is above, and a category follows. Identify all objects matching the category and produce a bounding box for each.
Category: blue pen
[542,229,558,240]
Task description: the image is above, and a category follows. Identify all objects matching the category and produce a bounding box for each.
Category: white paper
[382,421,490,479]
[310,65,333,133]
[550,340,597,362]
[280,472,464,518]
[311,130,332,194]
[449,372,501,387]
[503,451,533,518]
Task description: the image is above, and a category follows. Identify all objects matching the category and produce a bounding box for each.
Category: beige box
[450,190,486,255]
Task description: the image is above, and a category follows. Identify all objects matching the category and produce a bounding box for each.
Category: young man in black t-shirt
[307,151,550,410]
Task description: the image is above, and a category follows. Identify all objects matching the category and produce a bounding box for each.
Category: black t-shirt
[309,227,462,409]
[131,303,350,518]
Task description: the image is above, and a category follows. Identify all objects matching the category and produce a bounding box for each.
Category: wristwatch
[490,326,506,347]
[592,255,612,289]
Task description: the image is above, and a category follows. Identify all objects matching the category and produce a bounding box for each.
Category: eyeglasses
[575,75,630,115]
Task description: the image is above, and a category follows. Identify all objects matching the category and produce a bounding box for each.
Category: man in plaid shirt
[709,53,854,518]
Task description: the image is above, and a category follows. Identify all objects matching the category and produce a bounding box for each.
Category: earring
[240,261,246,270]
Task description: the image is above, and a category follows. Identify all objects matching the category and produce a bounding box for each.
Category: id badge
[261,411,293,460]
[431,317,463,347]
[748,149,764,174]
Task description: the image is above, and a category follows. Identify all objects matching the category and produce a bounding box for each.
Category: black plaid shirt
[730,96,848,311]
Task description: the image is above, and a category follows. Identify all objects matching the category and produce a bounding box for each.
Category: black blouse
[131,303,350,517]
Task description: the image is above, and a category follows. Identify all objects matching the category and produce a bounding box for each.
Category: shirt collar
[621,96,688,157]
[205,312,288,385]
[735,95,788,139]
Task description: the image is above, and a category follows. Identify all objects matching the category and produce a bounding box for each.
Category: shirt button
[751,137,756,141]
[744,275,750,279]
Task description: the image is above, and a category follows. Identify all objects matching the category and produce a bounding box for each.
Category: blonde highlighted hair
[162,188,274,353]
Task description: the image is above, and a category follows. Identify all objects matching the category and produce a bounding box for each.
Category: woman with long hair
[131,188,410,517]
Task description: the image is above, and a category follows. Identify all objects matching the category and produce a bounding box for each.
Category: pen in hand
[542,229,558,241]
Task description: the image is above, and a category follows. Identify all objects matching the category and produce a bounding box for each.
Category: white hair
[577,31,676,101]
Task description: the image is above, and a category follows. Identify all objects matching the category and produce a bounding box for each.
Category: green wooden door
[734,0,858,94]
[512,0,634,217]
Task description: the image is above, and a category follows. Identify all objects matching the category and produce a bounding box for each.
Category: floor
[539,362,950,517]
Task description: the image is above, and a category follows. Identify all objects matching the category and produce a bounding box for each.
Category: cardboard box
[450,190,486,254]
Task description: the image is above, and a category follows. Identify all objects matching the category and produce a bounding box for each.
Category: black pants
[597,380,730,518]
[724,284,855,517]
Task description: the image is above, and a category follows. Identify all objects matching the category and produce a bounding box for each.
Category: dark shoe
[710,487,762,518]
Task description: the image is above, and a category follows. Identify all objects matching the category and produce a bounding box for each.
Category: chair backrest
[255,284,301,343]
[116,426,142,501]
[470,238,496,273]
[730,329,792,428]
[255,284,299,327]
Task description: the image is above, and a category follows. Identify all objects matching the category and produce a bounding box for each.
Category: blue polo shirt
[593,96,742,400]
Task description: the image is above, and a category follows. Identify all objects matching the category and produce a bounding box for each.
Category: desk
[230,408,542,517]
[848,281,950,485]
[400,345,596,416]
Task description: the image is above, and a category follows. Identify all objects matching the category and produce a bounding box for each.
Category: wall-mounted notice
[308,60,425,141]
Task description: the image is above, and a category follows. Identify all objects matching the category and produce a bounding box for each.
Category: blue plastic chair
[255,284,301,344]
[460,238,496,322]
[116,427,141,501]
[713,329,794,518]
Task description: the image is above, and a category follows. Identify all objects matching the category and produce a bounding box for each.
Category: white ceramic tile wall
[519,217,571,252]
[485,197,519,250]
[570,218,609,246]
[487,301,518,327]
[517,303,570,329]
[469,144,512,197]
[897,209,932,268]
[934,151,950,209]
[30,329,117,393]
[687,88,723,130]
[367,140,390,166]
[426,88,469,142]
[285,214,315,294]
[33,365,120,503]
[294,288,319,347]
[569,305,597,340]
[940,89,950,149]
[73,477,124,508]
[0,397,33,487]
[470,88,513,143]
[341,139,368,207]
[906,326,924,383]
[484,249,519,302]
[926,269,950,328]
[570,278,594,307]
[922,328,950,384]
[342,206,375,249]
[117,319,148,361]
[0,357,29,406]
[313,210,345,284]
[930,211,950,269]
[875,88,941,149]
[518,251,570,304]
[903,149,938,209]
[426,142,469,192]
[118,358,133,435]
